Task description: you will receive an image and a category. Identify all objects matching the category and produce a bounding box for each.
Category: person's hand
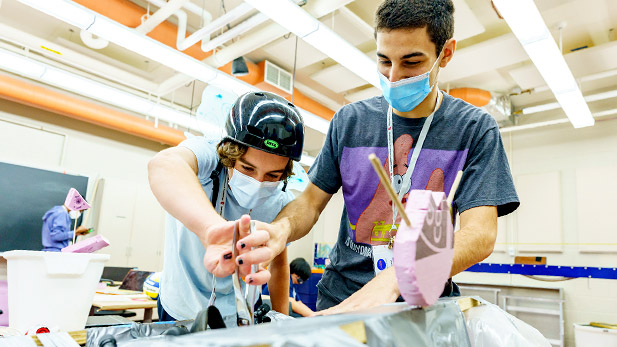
[315,267,399,316]
[202,215,272,285]
[75,226,90,236]
[234,219,289,283]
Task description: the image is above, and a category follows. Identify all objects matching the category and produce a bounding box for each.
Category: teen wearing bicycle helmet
[148,91,304,326]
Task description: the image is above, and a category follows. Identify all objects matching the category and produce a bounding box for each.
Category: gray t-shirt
[308,93,519,307]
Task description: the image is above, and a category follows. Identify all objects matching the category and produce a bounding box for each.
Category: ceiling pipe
[141,0,215,51]
[203,0,353,68]
[200,13,269,53]
[0,74,186,146]
[176,2,254,51]
[73,0,211,60]
[136,0,190,35]
[447,88,492,107]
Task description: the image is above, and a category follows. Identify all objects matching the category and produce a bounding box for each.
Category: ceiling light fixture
[522,89,617,115]
[493,0,594,128]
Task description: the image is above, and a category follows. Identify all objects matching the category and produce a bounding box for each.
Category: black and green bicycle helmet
[224,91,304,161]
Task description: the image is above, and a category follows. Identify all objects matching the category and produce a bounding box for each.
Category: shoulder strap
[210,161,224,206]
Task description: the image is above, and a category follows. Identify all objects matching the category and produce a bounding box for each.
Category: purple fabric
[41,205,72,252]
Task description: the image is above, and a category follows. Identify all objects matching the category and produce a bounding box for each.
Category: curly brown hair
[216,140,295,181]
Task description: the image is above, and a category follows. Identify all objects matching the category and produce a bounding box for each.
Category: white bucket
[2,250,109,333]
[574,324,617,347]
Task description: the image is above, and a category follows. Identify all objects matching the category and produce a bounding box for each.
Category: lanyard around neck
[217,169,228,217]
[386,90,443,228]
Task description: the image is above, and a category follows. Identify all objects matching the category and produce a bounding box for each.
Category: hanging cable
[291,35,298,104]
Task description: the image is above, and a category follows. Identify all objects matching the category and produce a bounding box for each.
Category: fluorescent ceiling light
[86,17,218,84]
[15,0,331,134]
[522,89,617,115]
[0,47,217,133]
[493,0,594,128]
[0,49,46,78]
[245,0,319,37]
[245,0,380,88]
[40,68,154,114]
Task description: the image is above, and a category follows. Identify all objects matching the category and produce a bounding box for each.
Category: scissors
[232,220,259,326]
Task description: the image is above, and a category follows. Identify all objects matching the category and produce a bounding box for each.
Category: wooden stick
[72,218,77,244]
[368,154,411,227]
[447,170,463,207]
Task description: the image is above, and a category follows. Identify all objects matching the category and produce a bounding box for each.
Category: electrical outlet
[508,246,515,257]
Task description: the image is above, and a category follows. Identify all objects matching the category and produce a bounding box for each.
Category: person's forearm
[148,151,224,240]
[272,185,330,243]
[50,228,73,242]
[267,248,290,315]
[450,226,496,276]
[290,299,314,317]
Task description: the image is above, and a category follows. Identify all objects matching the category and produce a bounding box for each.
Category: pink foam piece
[61,235,110,253]
[394,190,454,306]
[0,280,8,326]
[64,188,91,211]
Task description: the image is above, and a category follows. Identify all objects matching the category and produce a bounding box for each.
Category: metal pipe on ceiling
[137,0,190,35]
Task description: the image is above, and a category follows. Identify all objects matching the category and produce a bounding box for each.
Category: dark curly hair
[375,0,455,57]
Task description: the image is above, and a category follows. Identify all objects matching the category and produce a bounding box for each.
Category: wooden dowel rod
[447,170,463,207]
[368,154,411,227]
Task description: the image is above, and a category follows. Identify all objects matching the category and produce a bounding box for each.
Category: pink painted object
[61,235,110,253]
[393,190,454,307]
[0,280,8,326]
[64,188,91,211]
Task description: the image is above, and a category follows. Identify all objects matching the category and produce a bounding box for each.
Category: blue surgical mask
[378,55,442,112]
[228,169,282,210]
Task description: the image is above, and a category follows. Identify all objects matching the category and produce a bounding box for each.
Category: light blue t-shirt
[159,137,295,324]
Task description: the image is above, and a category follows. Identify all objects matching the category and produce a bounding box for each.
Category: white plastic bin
[2,250,109,333]
[574,324,617,347]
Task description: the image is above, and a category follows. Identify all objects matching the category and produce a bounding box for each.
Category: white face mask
[228,169,282,210]
[69,210,82,219]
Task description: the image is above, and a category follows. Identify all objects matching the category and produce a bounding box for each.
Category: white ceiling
[0,0,616,156]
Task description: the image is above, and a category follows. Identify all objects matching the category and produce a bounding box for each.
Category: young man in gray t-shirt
[212,0,520,314]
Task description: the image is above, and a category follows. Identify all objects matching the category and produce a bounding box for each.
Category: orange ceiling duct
[447,88,492,107]
[0,74,186,146]
[75,0,336,121]
[219,60,335,121]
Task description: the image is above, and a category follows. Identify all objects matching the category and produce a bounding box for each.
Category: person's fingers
[245,269,270,285]
[236,247,273,268]
[237,229,269,250]
[203,247,235,277]
[237,215,251,240]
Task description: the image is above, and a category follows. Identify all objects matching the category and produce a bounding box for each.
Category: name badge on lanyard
[371,91,442,276]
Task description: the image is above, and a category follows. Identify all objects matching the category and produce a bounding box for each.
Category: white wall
[0,99,168,272]
[455,116,617,347]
